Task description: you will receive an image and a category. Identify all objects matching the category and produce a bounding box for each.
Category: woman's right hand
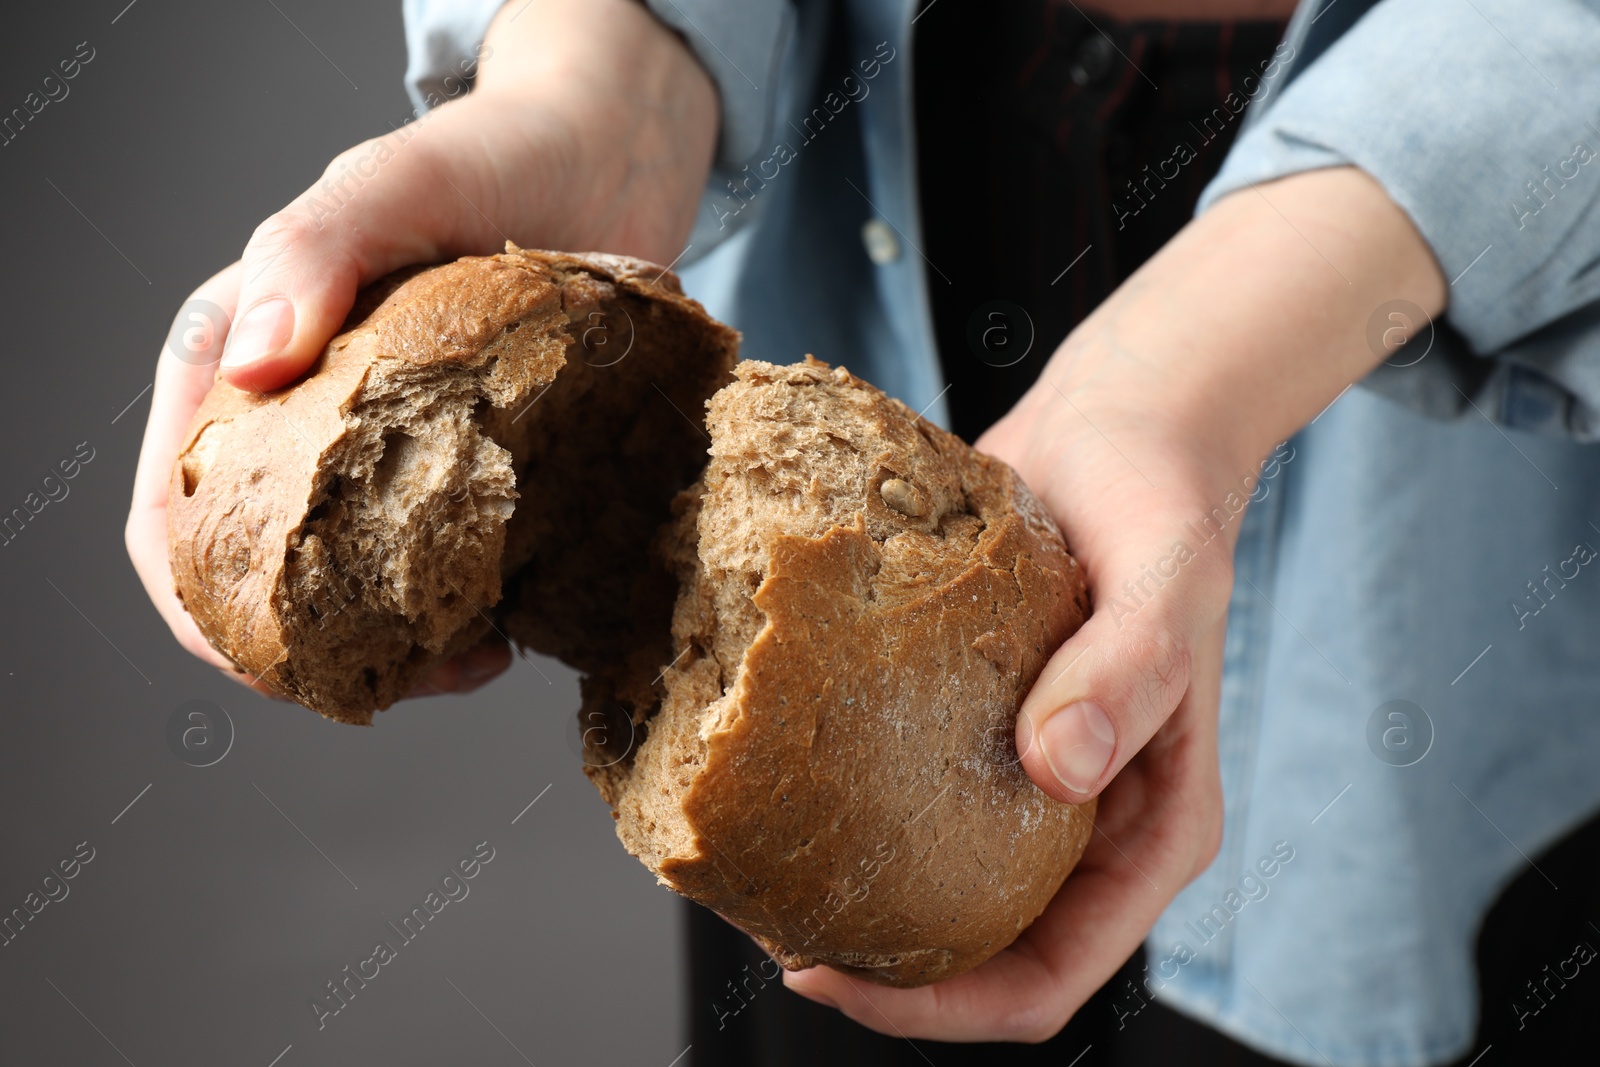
[125,0,720,696]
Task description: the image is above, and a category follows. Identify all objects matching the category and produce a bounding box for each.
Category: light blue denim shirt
[402,2,1600,1064]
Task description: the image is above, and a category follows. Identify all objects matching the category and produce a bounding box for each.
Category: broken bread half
[582,357,1094,988]
[168,245,738,723]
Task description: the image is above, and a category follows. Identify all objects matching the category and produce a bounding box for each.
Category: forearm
[316,0,718,271]
[470,0,720,258]
[1035,166,1445,503]
[478,0,709,96]
[975,166,1444,857]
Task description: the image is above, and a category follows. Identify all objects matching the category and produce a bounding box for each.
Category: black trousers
[688,3,1600,1063]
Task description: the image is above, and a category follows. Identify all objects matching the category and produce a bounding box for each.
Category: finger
[126,263,242,676]
[1016,529,1233,804]
[407,638,512,698]
[782,790,1182,1042]
[782,785,1189,1041]
[787,620,1226,1041]
[218,121,502,392]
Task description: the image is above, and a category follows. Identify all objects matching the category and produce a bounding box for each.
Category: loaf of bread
[169,249,1093,987]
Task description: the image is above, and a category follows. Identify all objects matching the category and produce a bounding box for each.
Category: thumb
[217,134,471,392]
[1016,533,1233,804]
[217,206,363,392]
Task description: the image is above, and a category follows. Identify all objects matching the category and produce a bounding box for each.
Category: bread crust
[600,359,1094,987]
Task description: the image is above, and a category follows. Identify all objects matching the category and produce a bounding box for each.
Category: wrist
[1041,326,1277,511]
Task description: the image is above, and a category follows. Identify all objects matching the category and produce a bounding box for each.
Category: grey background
[0,3,685,1065]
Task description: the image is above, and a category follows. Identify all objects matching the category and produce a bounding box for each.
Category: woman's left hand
[782,165,1447,1040]
[782,330,1235,1039]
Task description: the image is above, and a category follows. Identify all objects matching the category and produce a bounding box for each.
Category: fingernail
[221,298,294,369]
[1015,710,1035,764]
[1039,701,1116,794]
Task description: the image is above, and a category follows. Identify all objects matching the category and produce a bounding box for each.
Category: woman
[127,0,1600,1062]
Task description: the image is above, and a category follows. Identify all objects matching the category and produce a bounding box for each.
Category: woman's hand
[782,331,1239,1040]
[783,165,1446,1039]
[125,0,719,696]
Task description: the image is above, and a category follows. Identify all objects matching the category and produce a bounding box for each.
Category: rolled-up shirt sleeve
[1199,0,1600,440]
[644,0,793,169]
[402,0,504,113]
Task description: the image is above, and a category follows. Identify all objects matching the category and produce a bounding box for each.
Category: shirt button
[1070,33,1116,87]
[861,218,900,264]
